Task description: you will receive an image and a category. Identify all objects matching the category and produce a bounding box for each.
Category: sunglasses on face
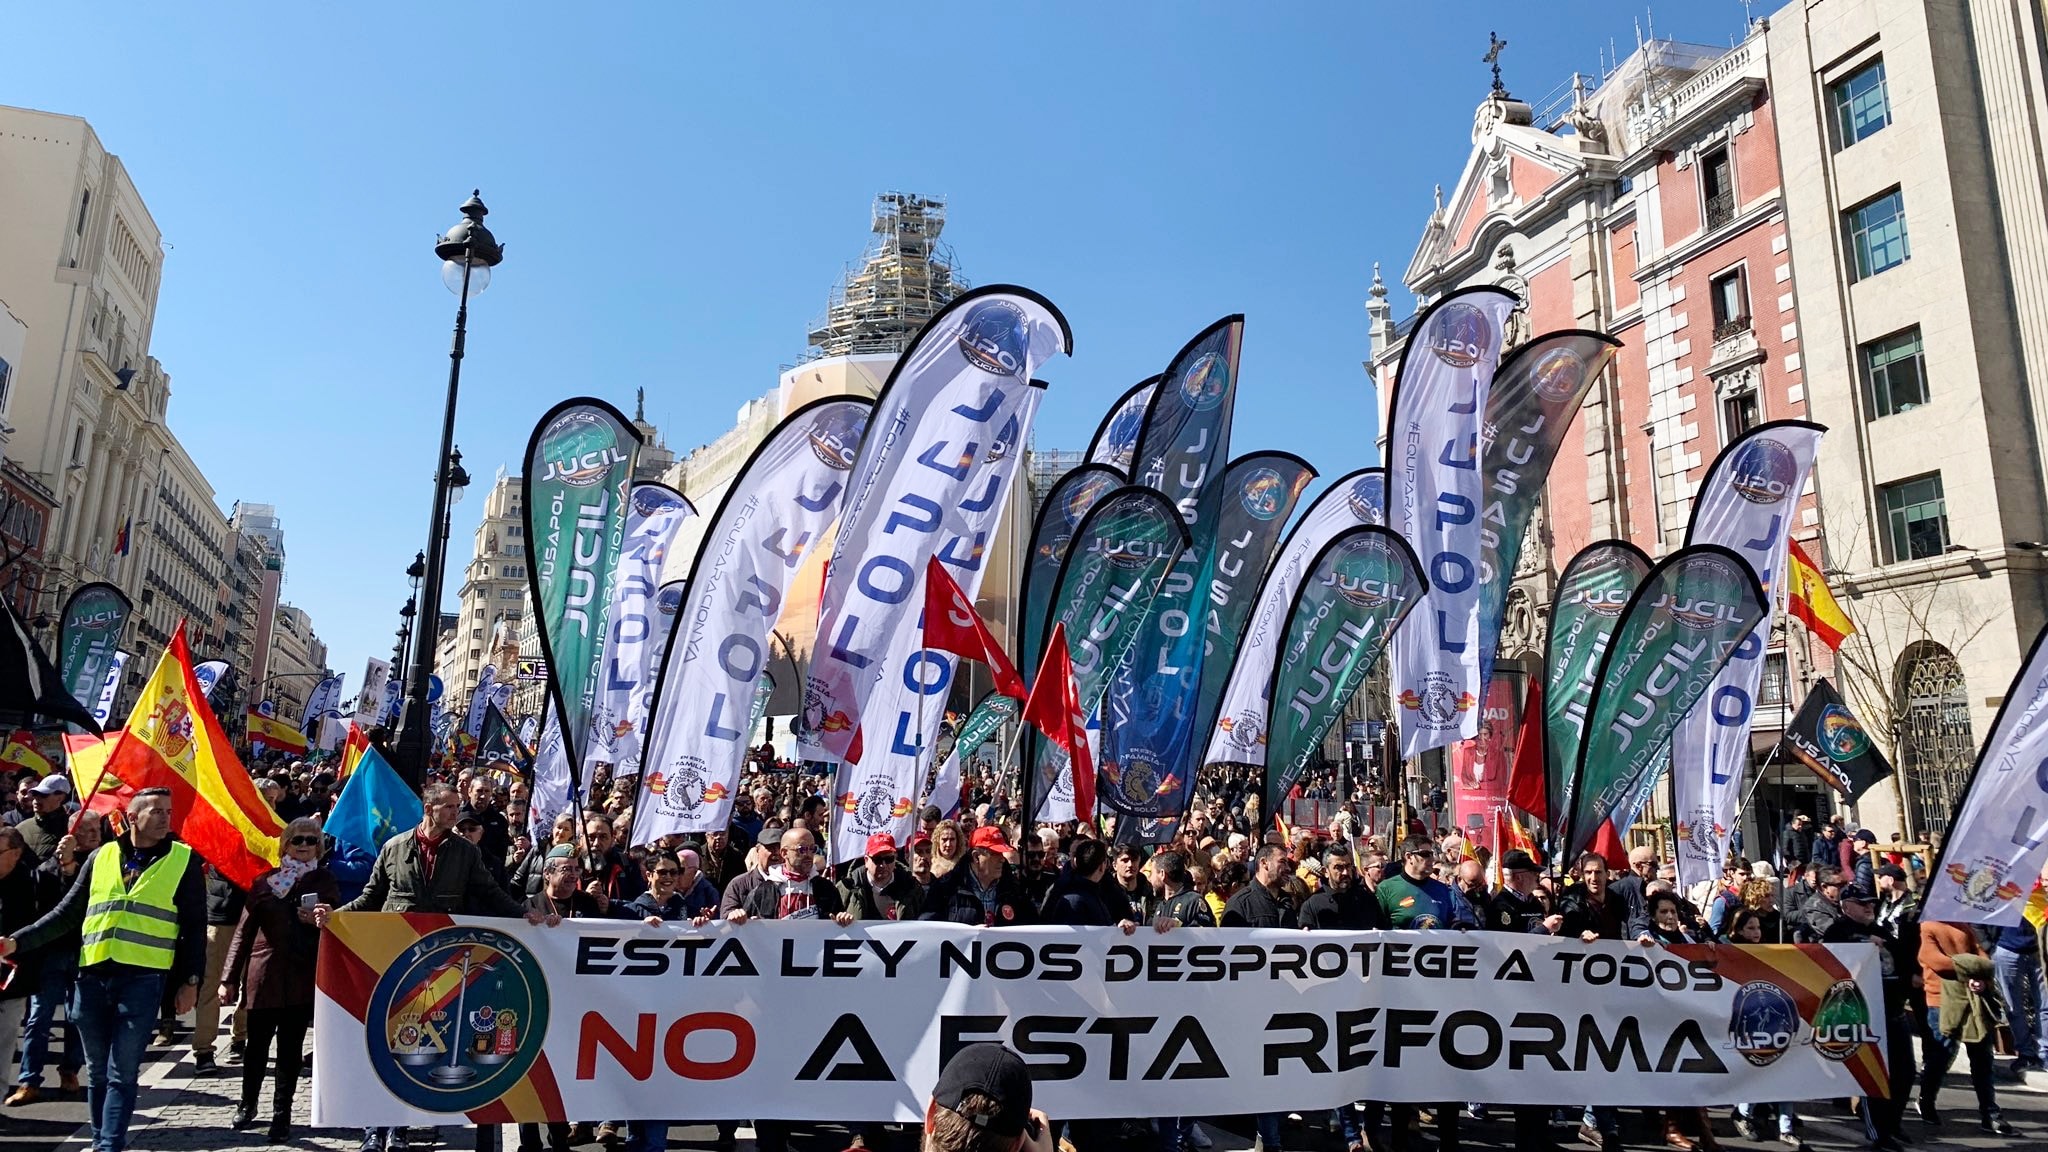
[288,835,321,847]
[870,855,898,867]
[652,868,681,877]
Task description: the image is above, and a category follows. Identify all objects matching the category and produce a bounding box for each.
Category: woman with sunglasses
[220,818,338,1141]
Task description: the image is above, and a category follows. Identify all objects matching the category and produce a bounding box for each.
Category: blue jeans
[19,948,81,1086]
[1993,947,2047,1064]
[1254,1112,1284,1150]
[624,1123,667,1152]
[72,968,164,1152]
[1735,1102,1796,1135]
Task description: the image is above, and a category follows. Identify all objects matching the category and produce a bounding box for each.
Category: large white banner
[803,287,1069,770]
[313,918,1890,1126]
[635,399,872,841]
[1387,287,1517,758]
[1672,423,1823,891]
[1923,623,2048,924]
[828,384,1043,862]
[528,715,572,841]
[588,484,696,781]
[1205,470,1383,767]
[467,666,499,740]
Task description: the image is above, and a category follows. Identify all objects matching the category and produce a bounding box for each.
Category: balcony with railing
[1705,189,1736,232]
[1712,314,1752,343]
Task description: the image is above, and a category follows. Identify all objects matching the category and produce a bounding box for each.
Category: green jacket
[338,829,525,917]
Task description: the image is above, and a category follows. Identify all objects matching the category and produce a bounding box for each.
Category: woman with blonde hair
[221,817,339,1141]
[931,819,966,878]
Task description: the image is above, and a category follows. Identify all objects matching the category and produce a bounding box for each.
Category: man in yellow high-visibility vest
[2,787,205,1152]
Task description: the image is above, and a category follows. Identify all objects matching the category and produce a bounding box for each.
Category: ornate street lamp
[393,193,503,788]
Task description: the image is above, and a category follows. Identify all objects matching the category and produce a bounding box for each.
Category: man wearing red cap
[839,833,923,921]
[920,827,1035,926]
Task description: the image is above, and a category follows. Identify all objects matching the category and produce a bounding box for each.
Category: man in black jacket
[1298,847,1385,931]
[1043,840,1136,929]
[1223,845,1297,929]
[732,828,850,925]
[14,776,72,863]
[1779,813,1816,872]
[1824,885,1914,1151]
[466,776,513,887]
[0,827,46,1091]
[1557,853,1627,1151]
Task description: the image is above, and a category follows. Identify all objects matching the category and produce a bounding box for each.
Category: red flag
[1022,623,1092,820]
[1504,675,1547,822]
[1588,819,1628,872]
[922,556,1026,699]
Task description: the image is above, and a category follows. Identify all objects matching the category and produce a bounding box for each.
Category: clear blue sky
[5,2,1747,687]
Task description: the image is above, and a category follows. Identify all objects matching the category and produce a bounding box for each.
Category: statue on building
[490,617,520,679]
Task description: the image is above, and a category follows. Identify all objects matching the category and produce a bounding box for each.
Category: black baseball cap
[1500,849,1539,874]
[1839,882,1878,905]
[932,1043,1031,1137]
[1876,863,1908,883]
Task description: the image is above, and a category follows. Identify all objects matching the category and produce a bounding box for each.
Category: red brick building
[0,457,57,622]
[1371,30,1835,848]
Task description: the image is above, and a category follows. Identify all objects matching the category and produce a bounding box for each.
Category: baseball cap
[1839,882,1878,904]
[455,805,482,828]
[544,844,577,861]
[1876,863,1908,883]
[968,826,1013,854]
[1853,828,1877,844]
[865,833,898,858]
[911,831,933,851]
[931,1043,1032,1138]
[30,775,71,797]
[1500,849,1538,874]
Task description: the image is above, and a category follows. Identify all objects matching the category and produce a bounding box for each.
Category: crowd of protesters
[0,736,2044,1151]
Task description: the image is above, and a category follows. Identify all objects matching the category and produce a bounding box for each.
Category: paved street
[5,1025,2047,1152]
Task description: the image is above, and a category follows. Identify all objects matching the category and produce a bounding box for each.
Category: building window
[1710,267,1749,338]
[1701,147,1734,230]
[501,565,525,579]
[0,355,11,412]
[1845,190,1910,281]
[1758,651,1789,706]
[1830,58,1891,149]
[1722,387,1760,439]
[71,424,85,465]
[1862,327,1929,418]
[1880,474,1949,562]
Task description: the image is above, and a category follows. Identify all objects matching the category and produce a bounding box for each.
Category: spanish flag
[1786,538,1854,651]
[339,721,370,782]
[64,732,136,833]
[246,709,309,756]
[104,624,283,887]
[1,731,53,778]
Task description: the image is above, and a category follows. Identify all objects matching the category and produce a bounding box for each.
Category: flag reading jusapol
[1205,469,1385,769]
[826,380,1045,864]
[1026,486,1187,824]
[1261,527,1425,816]
[1544,541,1650,836]
[1475,331,1620,693]
[1020,463,1125,684]
[587,483,696,780]
[1775,678,1893,802]
[803,286,1070,768]
[1672,421,1823,891]
[57,582,132,716]
[1564,546,1767,861]
[523,397,642,784]
[1387,286,1518,757]
[1923,624,2048,925]
[1086,377,1158,472]
[636,397,873,843]
[1183,451,1317,806]
[1100,318,1243,820]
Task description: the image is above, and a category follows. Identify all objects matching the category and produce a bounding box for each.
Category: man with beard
[1224,844,1297,1152]
[466,776,513,888]
[1299,847,1393,1152]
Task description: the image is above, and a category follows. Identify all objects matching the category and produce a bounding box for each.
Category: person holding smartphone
[220,816,337,1142]
[924,1043,1054,1152]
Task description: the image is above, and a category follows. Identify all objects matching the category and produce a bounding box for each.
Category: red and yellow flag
[1786,539,1854,651]
[105,624,283,886]
[247,709,309,756]
[64,732,137,834]
[339,722,370,782]
[1,731,53,778]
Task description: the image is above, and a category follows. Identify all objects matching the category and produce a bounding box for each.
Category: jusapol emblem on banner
[1241,468,1286,520]
[367,926,550,1114]
[1728,437,1800,504]
[957,299,1030,375]
[1530,346,1587,402]
[1819,706,1871,761]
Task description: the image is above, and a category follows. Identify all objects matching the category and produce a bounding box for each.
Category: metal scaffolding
[802,192,968,361]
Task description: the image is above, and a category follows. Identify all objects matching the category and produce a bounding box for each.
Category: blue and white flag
[529,714,574,843]
[1671,421,1823,890]
[91,650,130,727]
[636,398,873,842]
[823,380,1045,864]
[302,674,344,736]
[587,483,695,779]
[466,665,498,739]
[1386,286,1518,757]
[803,286,1069,773]
[1086,377,1157,473]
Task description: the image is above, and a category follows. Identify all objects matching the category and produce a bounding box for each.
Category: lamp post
[394,192,503,789]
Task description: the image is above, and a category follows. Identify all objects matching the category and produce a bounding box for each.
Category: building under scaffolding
[802,192,968,360]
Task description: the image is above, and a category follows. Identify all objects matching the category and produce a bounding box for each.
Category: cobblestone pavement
[6,1023,2048,1151]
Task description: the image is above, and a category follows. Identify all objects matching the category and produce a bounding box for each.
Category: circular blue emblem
[1430,302,1493,368]
[1346,476,1385,525]
[1728,980,1798,1068]
[1727,438,1798,505]
[1530,346,1587,403]
[808,406,868,471]
[365,925,550,1114]
[956,299,1030,377]
[631,486,687,517]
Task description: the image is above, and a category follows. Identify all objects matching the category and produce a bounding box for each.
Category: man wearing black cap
[925,1044,1053,1152]
[1487,850,1557,935]
[1823,883,1915,1151]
